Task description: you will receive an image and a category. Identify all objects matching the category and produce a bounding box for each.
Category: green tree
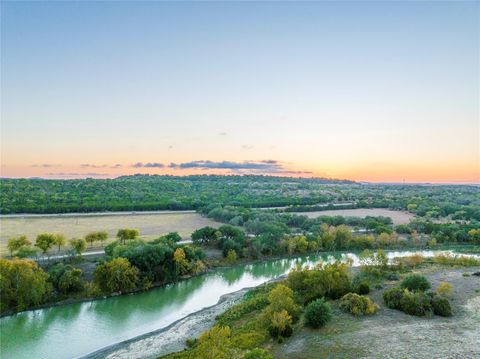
[7,236,31,256]
[191,226,220,245]
[0,258,50,312]
[35,233,56,257]
[117,228,139,244]
[94,258,139,293]
[53,234,66,253]
[69,238,87,257]
[173,247,189,275]
[85,231,108,248]
[266,284,300,321]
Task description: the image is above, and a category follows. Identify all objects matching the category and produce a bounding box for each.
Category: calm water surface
[0,250,474,359]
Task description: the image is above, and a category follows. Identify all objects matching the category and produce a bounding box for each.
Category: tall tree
[7,236,31,256]
[35,233,56,258]
[69,238,87,258]
[53,234,66,253]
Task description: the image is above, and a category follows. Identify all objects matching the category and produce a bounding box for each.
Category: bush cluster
[383,276,452,317]
[339,293,378,316]
[399,290,433,316]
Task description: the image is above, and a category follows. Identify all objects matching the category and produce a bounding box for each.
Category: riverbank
[82,289,248,359]
[82,274,288,359]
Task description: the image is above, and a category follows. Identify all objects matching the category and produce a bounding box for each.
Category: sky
[1,1,479,183]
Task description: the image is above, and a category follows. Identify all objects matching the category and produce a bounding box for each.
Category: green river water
[0,250,472,359]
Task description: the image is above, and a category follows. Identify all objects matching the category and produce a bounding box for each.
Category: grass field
[0,212,221,255]
[291,208,414,225]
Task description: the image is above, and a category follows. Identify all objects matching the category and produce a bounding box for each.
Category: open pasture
[292,208,414,225]
[0,211,220,255]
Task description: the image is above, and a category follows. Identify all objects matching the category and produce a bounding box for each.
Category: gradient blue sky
[1,1,479,182]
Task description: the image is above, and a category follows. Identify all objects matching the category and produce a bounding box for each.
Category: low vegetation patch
[432,254,480,267]
[383,275,453,318]
[339,293,378,316]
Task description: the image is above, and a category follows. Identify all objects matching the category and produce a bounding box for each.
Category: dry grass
[292,208,414,225]
[0,212,220,255]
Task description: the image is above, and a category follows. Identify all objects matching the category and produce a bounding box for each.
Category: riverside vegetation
[2,204,480,315]
[160,252,480,359]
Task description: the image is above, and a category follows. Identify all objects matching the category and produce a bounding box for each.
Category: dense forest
[1,175,479,221]
[0,175,352,214]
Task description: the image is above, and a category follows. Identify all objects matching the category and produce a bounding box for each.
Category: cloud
[47,172,108,177]
[241,145,253,150]
[131,162,165,168]
[218,132,227,136]
[80,164,107,168]
[111,164,122,168]
[32,164,62,168]
[168,160,283,171]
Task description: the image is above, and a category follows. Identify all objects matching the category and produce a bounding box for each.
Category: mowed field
[292,208,414,225]
[0,211,221,255]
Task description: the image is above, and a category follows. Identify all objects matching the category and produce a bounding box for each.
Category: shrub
[383,287,404,310]
[267,284,300,321]
[16,246,39,258]
[431,296,452,317]
[232,332,265,350]
[400,274,431,292]
[268,310,293,338]
[226,249,237,264]
[194,325,234,358]
[287,262,351,303]
[339,293,378,316]
[243,348,273,359]
[400,290,432,316]
[185,338,197,348]
[405,254,425,268]
[386,273,399,281]
[437,282,453,298]
[304,298,332,328]
[355,282,370,295]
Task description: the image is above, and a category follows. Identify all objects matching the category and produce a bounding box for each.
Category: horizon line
[0,174,478,186]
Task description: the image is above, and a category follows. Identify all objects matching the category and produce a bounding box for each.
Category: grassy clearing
[292,208,414,225]
[0,212,220,255]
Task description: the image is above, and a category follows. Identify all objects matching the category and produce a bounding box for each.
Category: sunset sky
[1,1,479,183]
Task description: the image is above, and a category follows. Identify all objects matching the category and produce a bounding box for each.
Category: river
[0,250,474,359]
